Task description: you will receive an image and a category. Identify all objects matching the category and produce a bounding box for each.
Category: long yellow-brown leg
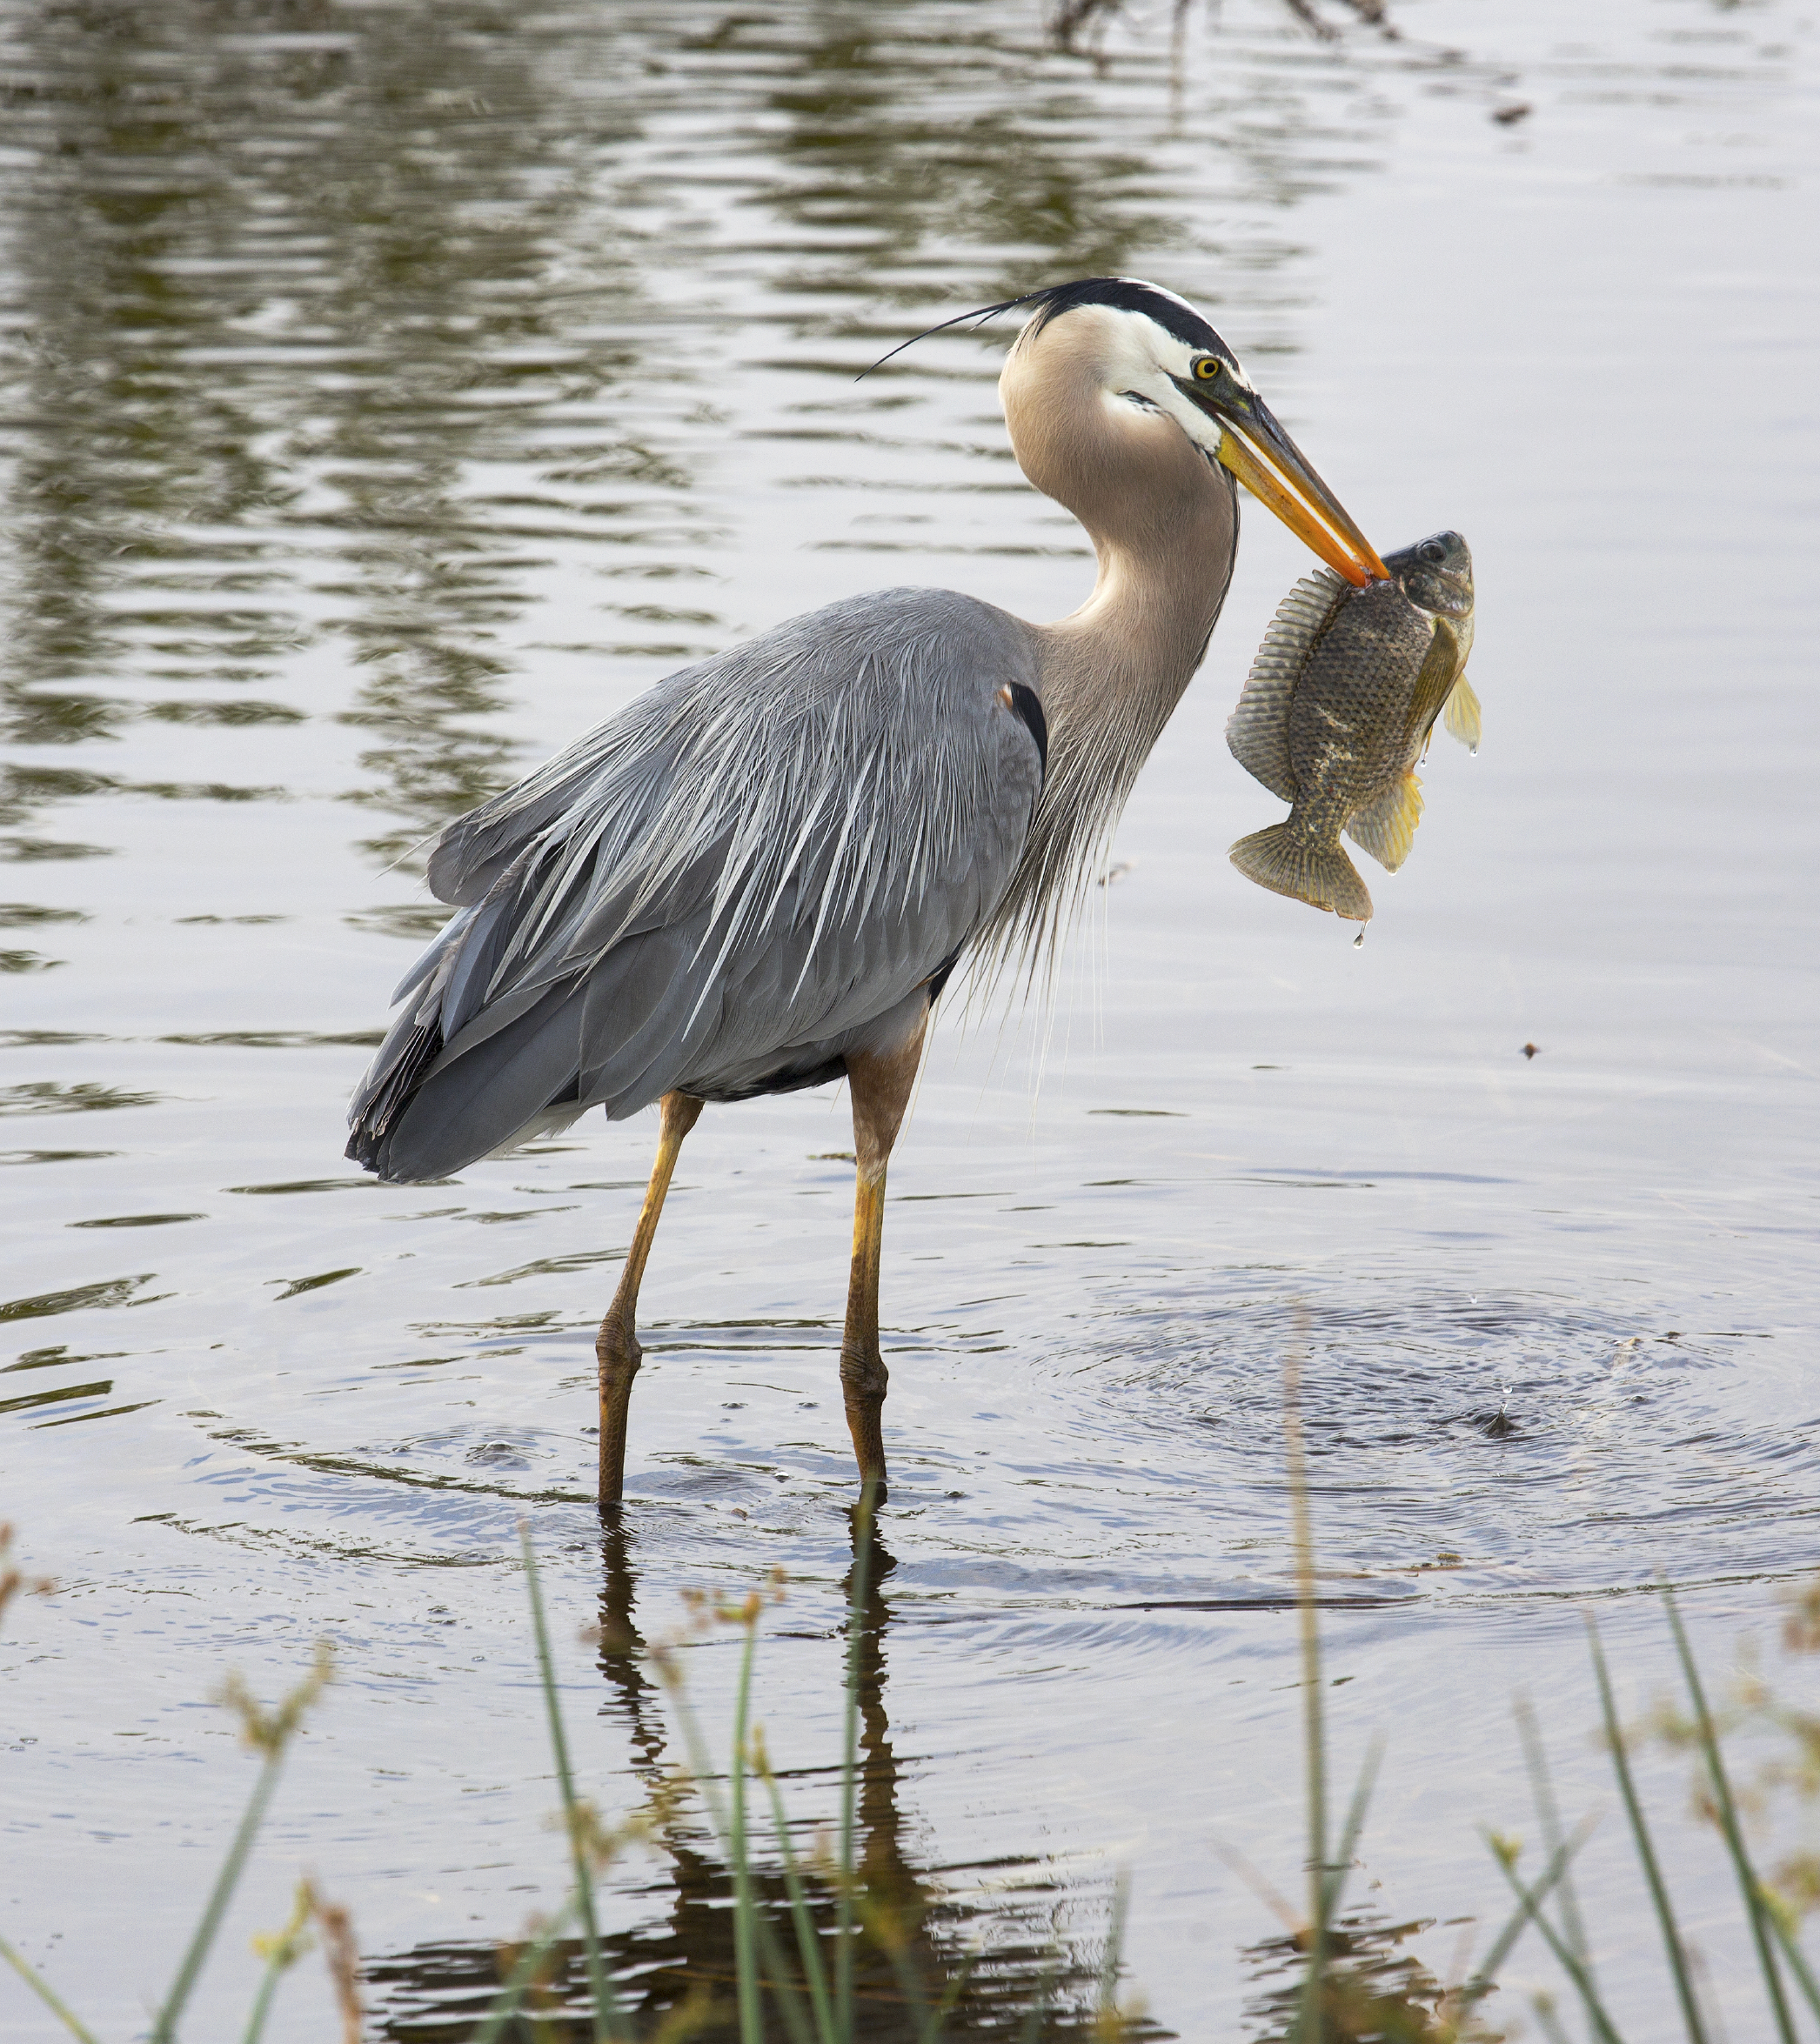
[840,1020,927,1502]
[598,1089,703,1515]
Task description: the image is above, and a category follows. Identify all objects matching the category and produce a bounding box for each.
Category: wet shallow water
[2,0,1817,2034]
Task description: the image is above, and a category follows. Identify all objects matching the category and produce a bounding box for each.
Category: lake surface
[2,0,1816,2034]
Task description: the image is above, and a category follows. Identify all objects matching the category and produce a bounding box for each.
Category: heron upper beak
[1180,378,1389,587]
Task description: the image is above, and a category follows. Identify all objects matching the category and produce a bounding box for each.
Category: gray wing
[349,589,1045,1181]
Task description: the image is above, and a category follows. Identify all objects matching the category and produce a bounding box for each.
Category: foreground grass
[5,1407,1820,2040]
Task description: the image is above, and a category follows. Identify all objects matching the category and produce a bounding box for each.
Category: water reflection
[755,13,1178,295]
[2,2,292,721]
[1241,1914,1465,2043]
[365,1515,1139,2040]
[0,0,671,865]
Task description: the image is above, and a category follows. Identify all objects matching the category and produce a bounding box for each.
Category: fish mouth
[1178,378,1389,587]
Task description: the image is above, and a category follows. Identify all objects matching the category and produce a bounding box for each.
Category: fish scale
[1225,531,1478,923]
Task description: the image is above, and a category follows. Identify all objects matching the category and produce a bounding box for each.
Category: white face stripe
[1052,300,1250,458]
[1110,277,1258,392]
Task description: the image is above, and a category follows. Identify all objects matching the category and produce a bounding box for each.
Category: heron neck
[1034,483,1237,748]
[976,474,1235,978]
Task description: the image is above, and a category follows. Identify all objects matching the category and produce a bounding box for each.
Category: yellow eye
[1194,357,1221,381]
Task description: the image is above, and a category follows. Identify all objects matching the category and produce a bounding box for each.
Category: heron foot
[597,1316,642,1514]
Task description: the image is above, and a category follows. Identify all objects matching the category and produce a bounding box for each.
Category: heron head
[1003,277,1388,587]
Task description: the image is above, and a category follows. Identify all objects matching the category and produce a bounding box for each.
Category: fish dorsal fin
[1226,567,1350,802]
[1347,770,1423,873]
[1442,673,1482,751]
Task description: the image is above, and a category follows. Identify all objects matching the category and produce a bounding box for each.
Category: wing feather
[350,590,1043,1179]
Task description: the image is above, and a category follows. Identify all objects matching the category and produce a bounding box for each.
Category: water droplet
[1352,928,1366,949]
[1469,743,1479,757]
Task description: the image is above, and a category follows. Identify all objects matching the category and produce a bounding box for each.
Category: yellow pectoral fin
[1346,771,1423,873]
[1442,674,1482,752]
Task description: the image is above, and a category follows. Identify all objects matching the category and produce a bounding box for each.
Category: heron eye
[1419,540,1446,564]
[1194,357,1221,381]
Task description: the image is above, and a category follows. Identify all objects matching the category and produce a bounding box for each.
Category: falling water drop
[1353,928,1366,949]
[1469,743,1479,757]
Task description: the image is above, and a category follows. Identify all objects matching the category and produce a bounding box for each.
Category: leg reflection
[595,1516,667,1784]
[845,1498,918,1927]
[362,1519,1115,2039]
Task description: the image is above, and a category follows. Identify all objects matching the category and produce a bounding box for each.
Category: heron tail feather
[1229,822,1373,923]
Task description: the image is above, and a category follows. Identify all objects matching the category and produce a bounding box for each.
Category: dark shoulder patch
[1005,681,1048,777]
[926,942,966,1005]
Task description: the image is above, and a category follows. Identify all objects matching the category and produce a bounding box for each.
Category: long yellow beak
[1207,392,1390,588]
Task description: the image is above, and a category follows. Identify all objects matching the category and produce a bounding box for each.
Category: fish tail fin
[1229,823,1374,922]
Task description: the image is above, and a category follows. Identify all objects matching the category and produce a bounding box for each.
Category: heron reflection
[360,1513,1147,2041]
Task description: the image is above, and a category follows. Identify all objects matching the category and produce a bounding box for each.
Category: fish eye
[1418,540,1446,564]
[1194,357,1221,382]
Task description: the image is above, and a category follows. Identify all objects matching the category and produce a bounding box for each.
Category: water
[2,0,1816,2034]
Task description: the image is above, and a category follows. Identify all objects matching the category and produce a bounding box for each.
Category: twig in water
[305,1881,365,2044]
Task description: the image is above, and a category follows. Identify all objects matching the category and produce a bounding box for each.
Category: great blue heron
[347,277,1388,1513]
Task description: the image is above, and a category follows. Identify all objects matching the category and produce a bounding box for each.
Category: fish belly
[1285,582,1436,818]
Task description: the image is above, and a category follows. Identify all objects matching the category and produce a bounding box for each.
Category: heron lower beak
[1188,384,1389,587]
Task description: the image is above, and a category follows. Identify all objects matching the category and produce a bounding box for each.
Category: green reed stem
[239,1955,286,2044]
[150,1747,284,2044]
[239,1886,312,2044]
[654,1618,815,2044]
[1456,1828,1583,2011]
[520,1524,624,2044]
[758,1749,838,2044]
[1098,1870,1130,2038]
[731,1615,764,2044]
[1762,1894,1820,2026]
[1583,1613,1709,2043]
[1319,1735,1382,1926]
[1283,1346,1327,2044]
[472,1897,583,2044]
[1530,1992,1575,2044]
[1663,1588,1798,2044]
[860,1886,936,2041]
[837,1480,879,2041]
[1486,1827,1624,2044]
[1516,1693,1593,1987]
[1018,1960,1061,2044]
[919,1954,974,2044]
[0,1936,101,2044]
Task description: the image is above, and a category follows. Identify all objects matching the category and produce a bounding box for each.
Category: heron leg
[598,1089,703,1515]
[840,1021,927,1502]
